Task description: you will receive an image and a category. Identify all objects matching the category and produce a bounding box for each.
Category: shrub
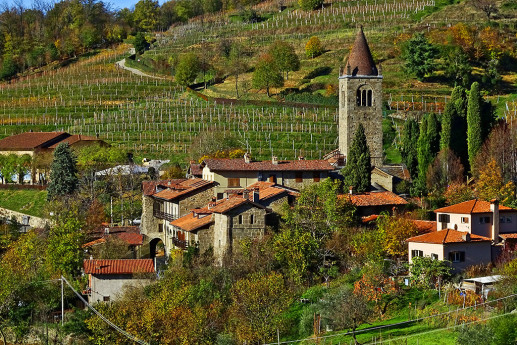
[305,36,323,58]
[299,0,324,11]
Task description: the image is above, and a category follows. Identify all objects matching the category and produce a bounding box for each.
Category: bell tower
[339,27,383,167]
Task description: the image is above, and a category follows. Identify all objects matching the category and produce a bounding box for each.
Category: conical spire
[344,26,378,76]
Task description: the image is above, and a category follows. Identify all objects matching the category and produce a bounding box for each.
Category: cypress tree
[427,112,440,156]
[440,86,469,170]
[440,101,454,151]
[342,123,371,193]
[47,143,78,201]
[401,118,419,180]
[467,82,483,171]
[417,116,432,186]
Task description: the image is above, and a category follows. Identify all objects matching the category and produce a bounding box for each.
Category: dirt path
[115,48,168,80]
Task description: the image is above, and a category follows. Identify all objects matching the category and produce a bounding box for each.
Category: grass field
[0,189,48,217]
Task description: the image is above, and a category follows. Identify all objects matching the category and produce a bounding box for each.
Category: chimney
[104,227,110,234]
[252,187,260,203]
[462,233,471,242]
[346,63,351,75]
[272,156,278,165]
[349,186,354,195]
[491,199,499,244]
[244,152,251,164]
[243,189,250,200]
[298,156,305,160]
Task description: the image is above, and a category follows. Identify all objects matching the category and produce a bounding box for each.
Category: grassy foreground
[0,189,48,218]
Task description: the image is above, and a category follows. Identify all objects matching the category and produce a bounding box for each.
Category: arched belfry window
[356,85,373,107]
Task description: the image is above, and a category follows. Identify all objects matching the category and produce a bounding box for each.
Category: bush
[305,36,323,58]
[299,0,324,11]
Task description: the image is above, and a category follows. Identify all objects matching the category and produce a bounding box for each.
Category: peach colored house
[407,229,492,273]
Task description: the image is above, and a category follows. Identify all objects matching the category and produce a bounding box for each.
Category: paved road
[115,48,167,80]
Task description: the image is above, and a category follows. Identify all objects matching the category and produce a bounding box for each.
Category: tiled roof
[411,220,437,234]
[202,158,334,172]
[362,214,379,223]
[499,233,517,240]
[142,178,214,199]
[406,229,491,244]
[48,134,103,148]
[434,199,515,214]
[0,132,69,150]
[344,27,378,76]
[341,191,408,207]
[189,163,203,176]
[170,213,213,232]
[83,259,154,275]
[375,164,411,181]
[85,226,143,247]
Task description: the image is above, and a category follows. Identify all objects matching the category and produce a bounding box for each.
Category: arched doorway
[149,238,166,270]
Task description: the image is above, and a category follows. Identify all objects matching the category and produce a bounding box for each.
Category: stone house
[140,178,215,255]
[200,154,334,198]
[83,259,154,304]
[406,229,492,273]
[83,225,144,259]
[0,131,106,183]
[371,164,411,193]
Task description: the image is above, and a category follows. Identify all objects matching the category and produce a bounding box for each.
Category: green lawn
[0,189,48,218]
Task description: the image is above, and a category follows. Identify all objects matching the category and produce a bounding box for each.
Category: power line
[60,276,149,345]
[262,292,517,345]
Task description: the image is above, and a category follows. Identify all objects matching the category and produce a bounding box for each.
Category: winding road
[115,48,168,80]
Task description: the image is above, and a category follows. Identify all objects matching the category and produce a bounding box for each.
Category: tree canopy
[47,143,79,201]
[342,123,371,193]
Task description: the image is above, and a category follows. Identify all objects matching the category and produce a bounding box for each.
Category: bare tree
[472,0,498,20]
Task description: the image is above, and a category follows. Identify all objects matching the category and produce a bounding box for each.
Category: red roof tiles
[345,27,378,76]
[83,259,154,275]
[188,163,203,176]
[0,132,69,150]
[434,199,515,214]
[48,134,103,148]
[202,158,333,172]
[341,191,408,207]
[143,178,214,199]
[406,229,491,244]
[411,220,437,234]
[170,213,213,232]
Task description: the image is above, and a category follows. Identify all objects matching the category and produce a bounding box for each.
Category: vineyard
[0,0,516,163]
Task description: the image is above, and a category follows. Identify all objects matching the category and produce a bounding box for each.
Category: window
[295,172,303,183]
[479,216,491,224]
[461,217,469,224]
[250,214,254,224]
[228,178,240,187]
[501,216,512,224]
[158,224,163,233]
[438,214,450,223]
[313,172,320,182]
[217,193,224,200]
[103,296,110,302]
[411,250,423,258]
[238,215,243,224]
[356,86,373,107]
[431,253,439,260]
[448,251,465,263]
[269,175,276,183]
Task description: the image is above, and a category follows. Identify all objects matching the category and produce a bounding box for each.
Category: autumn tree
[353,266,400,316]
[342,123,371,193]
[268,41,300,80]
[305,36,323,58]
[133,0,159,31]
[252,53,283,97]
[229,272,292,344]
[47,143,79,201]
[444,183,474,205]
[175,52,200,86]
[402,33,437,81]
[472,0,498,20]
[444,46,472,87]
[467,82,483,171]
[475,159,516,205]
[377,216,419,258]
[409,256,452,288]
[227,43,248,98]
[401,118,419,180]
[426,149,465,192]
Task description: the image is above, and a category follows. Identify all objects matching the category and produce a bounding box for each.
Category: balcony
[172,237,188,250]
[153,210,177,222]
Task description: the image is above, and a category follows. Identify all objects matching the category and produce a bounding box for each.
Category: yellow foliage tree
[378,216,419,258]
[475,159,515,205]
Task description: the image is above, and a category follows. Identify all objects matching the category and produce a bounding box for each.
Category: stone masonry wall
[179,186,215,217]
[0,207,49,228]
[229,204,266,257]
[197,225,214,254]
[141,195,165,241]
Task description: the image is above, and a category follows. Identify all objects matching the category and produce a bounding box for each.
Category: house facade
[200,154,334,198]
[83,259,155,304]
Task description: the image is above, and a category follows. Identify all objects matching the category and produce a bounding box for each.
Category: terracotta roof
[170,213,213,232]
[341,191,408,207]
[344,27,378,76]
[90,225,140,237]
[499,233,517,240]
[189,163,203,176]
[85,226,143,247]
[0,132,69,150]
[230,182,288,201]
[202,158,334,172]
[375,164,411,181]
[48,134,103,148]
[434,199,515,214]
[142,178,214,198]
[362,214,379,223]
[406,229,491,244]
[83,259,154,275]
[411,220,437,234]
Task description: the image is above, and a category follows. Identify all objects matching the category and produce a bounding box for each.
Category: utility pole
[61,276,64,326]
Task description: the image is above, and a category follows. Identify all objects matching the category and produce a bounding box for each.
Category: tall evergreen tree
[440,102,454,151]
[467,82,483,171]
[427,113,440,157]
[47,143,79,201]
[342,123,371,193]
[401,118,419,180]
[417,116,432,187]
[441,86,469,170]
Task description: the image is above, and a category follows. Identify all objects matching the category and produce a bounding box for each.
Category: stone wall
[140,195,165,242]
[229,204,266,257]
[339,75,383,167]
[0,207,49,229]
[89,274,152,304]
[197,225,214,254]
[179,186,215,216]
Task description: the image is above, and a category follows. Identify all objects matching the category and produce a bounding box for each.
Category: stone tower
[339,27,383,167]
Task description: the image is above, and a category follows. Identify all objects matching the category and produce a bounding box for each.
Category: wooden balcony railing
[153,210,177,222]
[172,237,188,250]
